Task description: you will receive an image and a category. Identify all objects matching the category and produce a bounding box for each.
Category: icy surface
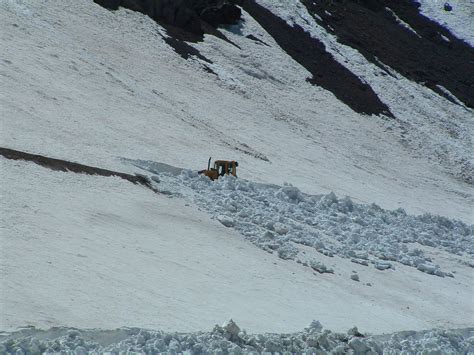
[132,160,473,277]
[2,321,473,354]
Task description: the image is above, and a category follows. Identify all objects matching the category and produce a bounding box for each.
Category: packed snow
[2,320,473,354]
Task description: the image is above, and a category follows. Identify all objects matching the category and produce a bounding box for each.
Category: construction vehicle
[198,157,238,181]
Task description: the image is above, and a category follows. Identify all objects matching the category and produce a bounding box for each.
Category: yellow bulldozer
[198,157,238,181]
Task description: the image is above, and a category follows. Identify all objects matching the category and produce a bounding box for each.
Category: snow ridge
[132,160,473,277]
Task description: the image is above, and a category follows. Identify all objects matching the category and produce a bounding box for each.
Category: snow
[0,0,473,343]
[0,0,472,222]
[2,158,473,335]
[417,0,474,46]
[350,273,360,281]
[2,321,473,354]
[133,161,473,278]
[385,7,422,38]
[217,214,235,227]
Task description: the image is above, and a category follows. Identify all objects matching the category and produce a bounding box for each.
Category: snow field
[0,0,472,224]
[2,320,473,354]
[2,158,473,334]
[1,0,473,345]
[133,159,474,278]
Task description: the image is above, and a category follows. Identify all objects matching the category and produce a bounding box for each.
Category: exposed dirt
[302,0,474,109]
[0,147,157,192]
[234,0,394,117]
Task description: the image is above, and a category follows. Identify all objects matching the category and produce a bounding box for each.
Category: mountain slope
[1,0,472,220]
[1,0,473,339]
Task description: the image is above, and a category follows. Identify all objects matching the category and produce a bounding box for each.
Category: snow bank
[2,321,473,354]
[136,162,473,277]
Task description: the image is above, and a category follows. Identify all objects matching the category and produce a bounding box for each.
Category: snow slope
[1,158,473,334]
[418,0,474,46]
[1,0,472,221]
[0,0,473,339]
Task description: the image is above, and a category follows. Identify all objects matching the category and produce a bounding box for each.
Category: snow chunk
[350,273,360,282]
[349,337,370,353]
[274,222,289,235]
[217,215,235,227]
[307,320,323,332]
[222,319,241,340]
[277,185,304,202]
[375,261,392,270]
[2,323,473,353]
[417,262,445,277]
[310,260,334,274]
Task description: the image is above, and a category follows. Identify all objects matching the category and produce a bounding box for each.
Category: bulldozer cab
[199,158,238,180]
[214,160,237,177]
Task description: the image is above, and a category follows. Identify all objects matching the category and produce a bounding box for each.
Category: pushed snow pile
[135,162,473,277]
[2,321,473,354]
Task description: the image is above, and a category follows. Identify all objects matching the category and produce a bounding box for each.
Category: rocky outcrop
[235,0,394,117]
[93,0,241,35]
[302,0,474,109]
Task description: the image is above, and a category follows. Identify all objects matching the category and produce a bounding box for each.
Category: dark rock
[93,0,241,35]
[301,0,474,109]
[93,0,120,10]
[353,0,384,12]
[200,3,241,26]
[444,3,452,11]
[237,0,393,117]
